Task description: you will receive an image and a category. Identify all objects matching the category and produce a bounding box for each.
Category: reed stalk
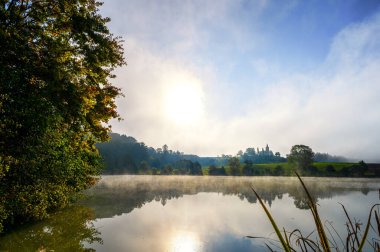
[249,174,380,252]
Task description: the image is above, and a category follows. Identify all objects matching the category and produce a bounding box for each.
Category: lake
[0,175,379,251]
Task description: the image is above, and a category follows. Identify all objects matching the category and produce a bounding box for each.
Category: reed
[249,173,380,251]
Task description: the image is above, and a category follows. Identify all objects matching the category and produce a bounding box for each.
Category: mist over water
[1,176,379,251]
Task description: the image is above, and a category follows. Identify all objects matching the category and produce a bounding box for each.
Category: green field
[202,161,378,177]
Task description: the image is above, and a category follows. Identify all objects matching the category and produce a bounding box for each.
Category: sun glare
[164,83,203,124]
[170,232,201,252]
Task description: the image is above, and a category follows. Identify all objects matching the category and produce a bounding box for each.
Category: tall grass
[249,173,380,251]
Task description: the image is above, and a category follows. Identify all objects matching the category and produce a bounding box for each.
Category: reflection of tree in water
[82,176,379,218]
[0,205,102,251]
[293,197,313,209]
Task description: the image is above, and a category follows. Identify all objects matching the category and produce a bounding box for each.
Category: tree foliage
[0,0,124,232]
[97,133,206,175]
[287,145,314,170]
[228,157,241,175]
[240,146,286,164]
[208,165,227,176]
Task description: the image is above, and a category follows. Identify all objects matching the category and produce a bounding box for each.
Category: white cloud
[215,11,380,161]
[105,1,380,161]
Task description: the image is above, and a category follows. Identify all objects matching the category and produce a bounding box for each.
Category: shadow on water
[0,205,102,251]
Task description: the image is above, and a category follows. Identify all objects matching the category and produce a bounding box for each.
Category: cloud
[108,39,210,150]
[303,13,380,160]
[105,1,380,161]
[207,11,380,161]
[214,11,380,161]
[101,0,259,57]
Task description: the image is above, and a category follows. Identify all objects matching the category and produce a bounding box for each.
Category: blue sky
[101,0,380,161]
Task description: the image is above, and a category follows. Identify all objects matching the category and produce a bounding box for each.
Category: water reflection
[0,205,102,251]
[81,176,379,251]
[83,176,379,218]
[1,176,379,251]
[170,231,201,252]
[84,192,269,251]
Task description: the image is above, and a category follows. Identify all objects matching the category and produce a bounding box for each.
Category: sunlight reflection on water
[0,176,379,252]
[80,176,379,251]
[169,231,202,252]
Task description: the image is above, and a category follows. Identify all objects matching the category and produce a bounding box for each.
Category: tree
[162,144,169,154]
[139,161,150,174]
[208,165,217,175]
[326,165,336,174]
[242,148,255,163]
[287,145,314,171]
[161,165,173,175]
[242,161,254,176]
[0,0,124,232]
[228,157,241,176]
[97,133,149,174]
[189,162,203,175]
[208,165,227,176]
[274,165,284,176]
[220,166,227,176]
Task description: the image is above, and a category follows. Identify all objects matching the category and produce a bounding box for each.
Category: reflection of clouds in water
[318,191,380,241]
[86,193,272,251]
[85,175,380,219]
[85,190,379,251]
[82,176,380,251]
[1,176,377,251]
[170,231,201,252]
[204,234,264,252]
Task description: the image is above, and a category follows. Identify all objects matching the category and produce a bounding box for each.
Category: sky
[100,0,380,162]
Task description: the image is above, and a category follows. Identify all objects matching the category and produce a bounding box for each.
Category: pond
[1,176,379,251]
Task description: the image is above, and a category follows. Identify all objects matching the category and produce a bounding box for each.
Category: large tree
[287,145,314,171]
[228,157,241,176]
[0,0,124,232]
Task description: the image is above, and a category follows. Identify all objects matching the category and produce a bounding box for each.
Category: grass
[203,161,377,177]
[251,162,358,171]
[312,162,356,169]
[249,173,380,251]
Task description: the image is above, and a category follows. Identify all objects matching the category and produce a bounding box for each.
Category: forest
[97,133,377,177]
[96,133,287,174]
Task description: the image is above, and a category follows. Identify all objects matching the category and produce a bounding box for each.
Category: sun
[169,232,201,252]
[164,82,203,124]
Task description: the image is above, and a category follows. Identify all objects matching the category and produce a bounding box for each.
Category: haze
[100,1,380,162]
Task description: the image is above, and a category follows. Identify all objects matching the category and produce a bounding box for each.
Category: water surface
[1,176,379,251]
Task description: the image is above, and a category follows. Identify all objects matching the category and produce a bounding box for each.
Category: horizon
[101,1,380,162]
[109,131,359,163]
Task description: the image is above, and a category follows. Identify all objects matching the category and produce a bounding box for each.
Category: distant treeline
[207,161,378,178]
[313,152,349,162]
[97,133,285,174]
[97,133,204,175]
[97,133,359,176]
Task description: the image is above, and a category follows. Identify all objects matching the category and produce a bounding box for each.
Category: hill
[96,133,380,177]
